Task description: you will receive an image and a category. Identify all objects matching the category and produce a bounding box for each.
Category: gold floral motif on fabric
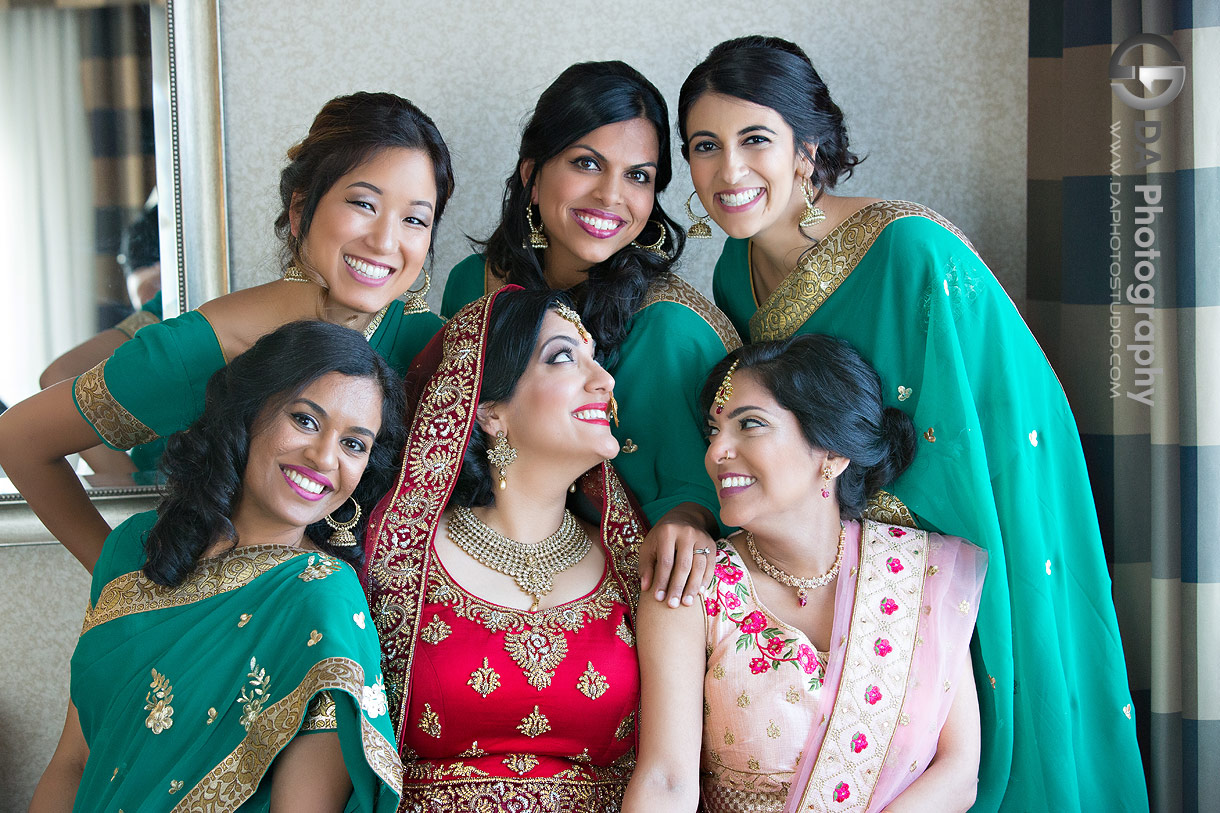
[748,200,978,341]
[576,662,610,700]
[398,775,628,812]
[517,706,551,738]
[458,741,487,758]
[467,657,501,697]
[638,275,742,352]
[144,669,174,734]
[864,490,916,528]
[418,703,442,738]
[420,614,452,644]
[505,626,569,690]
[82,546,309,636]
[174,657,402,810]
[615,616,635,647]
[74,359,159,448]
[300,690,336,732]
[701,782,789,813]
[237,657,271,731]
[299,555,343,582]
[504,753,539,775]
[615,711,635,741]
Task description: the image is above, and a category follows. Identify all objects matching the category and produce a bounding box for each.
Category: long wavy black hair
[479,61,684,362]
[143,321,407,586]
[274,91,456,270]
[678,36,864,200]
[699,334,914,520]
[448,288,575,509]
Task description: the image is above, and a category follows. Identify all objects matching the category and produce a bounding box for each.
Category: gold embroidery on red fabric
[420,614,453,644]
[576,662,610,700]
[518,706,551,738]
[75,358,159,449]
[467,657,501,697]
[615,711,636,741]
[398,774,628,811]
[504,753,539,775]
[418,703,442,738]
[615,616,635,647]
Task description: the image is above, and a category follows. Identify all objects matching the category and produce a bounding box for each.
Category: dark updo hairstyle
[143,321,408,587]
[274,91,455,270]
[448,288,577,509]
[678,35,864,197]
[480,61,685,361]
[699,334,914,520]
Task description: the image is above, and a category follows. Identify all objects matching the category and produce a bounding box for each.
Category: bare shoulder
[198,281,316,357]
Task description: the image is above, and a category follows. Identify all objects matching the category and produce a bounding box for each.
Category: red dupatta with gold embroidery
[360,286,648,750]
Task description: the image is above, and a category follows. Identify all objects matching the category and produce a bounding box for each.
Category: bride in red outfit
[362,286,649,810]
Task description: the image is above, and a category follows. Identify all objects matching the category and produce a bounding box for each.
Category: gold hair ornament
[553,303,591,344]
[713,360,740,414]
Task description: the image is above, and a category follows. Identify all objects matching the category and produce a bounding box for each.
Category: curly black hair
[143,320,407,586]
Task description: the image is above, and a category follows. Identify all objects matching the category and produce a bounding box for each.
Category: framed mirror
[0,0,227,509]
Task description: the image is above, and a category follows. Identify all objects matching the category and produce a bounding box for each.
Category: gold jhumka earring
[523,204,549,249]
[799,181,826,228]
[685,191,713,239]
[631,221,668,258]
[324,498,362,546]
[402,268,431,315]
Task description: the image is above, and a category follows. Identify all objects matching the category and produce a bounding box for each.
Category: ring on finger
[693,547,712,555]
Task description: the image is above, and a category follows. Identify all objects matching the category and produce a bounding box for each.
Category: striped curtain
[1026,1,1217,810]
[79,2,155,330]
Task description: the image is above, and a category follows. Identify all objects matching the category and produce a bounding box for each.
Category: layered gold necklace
[448,505,591,611]
[744,523,845,606]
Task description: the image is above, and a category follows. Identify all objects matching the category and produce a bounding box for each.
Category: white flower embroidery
[361,674,388,719]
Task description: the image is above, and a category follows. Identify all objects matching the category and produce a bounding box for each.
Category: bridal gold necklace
[744,523,845,606]
[448,505,591,611]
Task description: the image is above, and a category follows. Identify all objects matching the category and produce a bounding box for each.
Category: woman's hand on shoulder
[639,502,717,608]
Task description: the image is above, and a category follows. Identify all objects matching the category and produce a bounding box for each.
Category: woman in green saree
[442,62,740,607]
[0,91,451,575]
[673,35,1145,812]
[31,320,406,811]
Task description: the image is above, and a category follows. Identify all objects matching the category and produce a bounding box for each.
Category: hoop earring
[523,204,549,249]
[799,181,826,228]
[486,430,517,490]
[402,268,431,315]
[685,192,713,239]
[324,498,362,546]
[630,221,668,258]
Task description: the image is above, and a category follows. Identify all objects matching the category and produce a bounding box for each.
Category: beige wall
[1,1,1027,807]
[219,0,1029,305]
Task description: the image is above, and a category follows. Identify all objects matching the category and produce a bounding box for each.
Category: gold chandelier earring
[486,430,517,490]
[324,498,362,546]
[799,180,826,228]
[282,265,312,283]
[523,204,549,249]
[402,267,431,315]
[685,191,713,239]
[631,221,668,258]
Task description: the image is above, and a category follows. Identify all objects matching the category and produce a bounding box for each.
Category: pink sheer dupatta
[784,521,986,812]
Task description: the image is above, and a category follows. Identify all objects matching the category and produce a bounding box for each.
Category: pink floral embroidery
[834,782,850,802]
[706,540,825,689]
[886,556,904,573]
[741,611,767,634]
[796,644,819,675]
[715,563,743,585]
[874,638,893,657]
[888,526,907,537]
[880,597,898,615]
[851,731,868,753]
[865,685,882,705]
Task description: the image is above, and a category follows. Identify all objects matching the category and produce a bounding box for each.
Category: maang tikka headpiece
[554,303,591,344]
[714,360,740,414]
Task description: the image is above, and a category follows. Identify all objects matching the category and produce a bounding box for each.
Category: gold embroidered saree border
[81,546,309,636]
[74,358,159,449]
[637,275,742,353]
[114,309,160,339]
[748,201,977,342]
[703,782,788,813]
[794,521,930,811]
[863,490,916,528]
[172,657,402,810]
[398,774,627,812]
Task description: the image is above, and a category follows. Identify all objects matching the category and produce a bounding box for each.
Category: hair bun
[865,407,916,494]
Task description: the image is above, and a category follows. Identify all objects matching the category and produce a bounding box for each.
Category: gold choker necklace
[744,524,845,606]
[447,506,591,611]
